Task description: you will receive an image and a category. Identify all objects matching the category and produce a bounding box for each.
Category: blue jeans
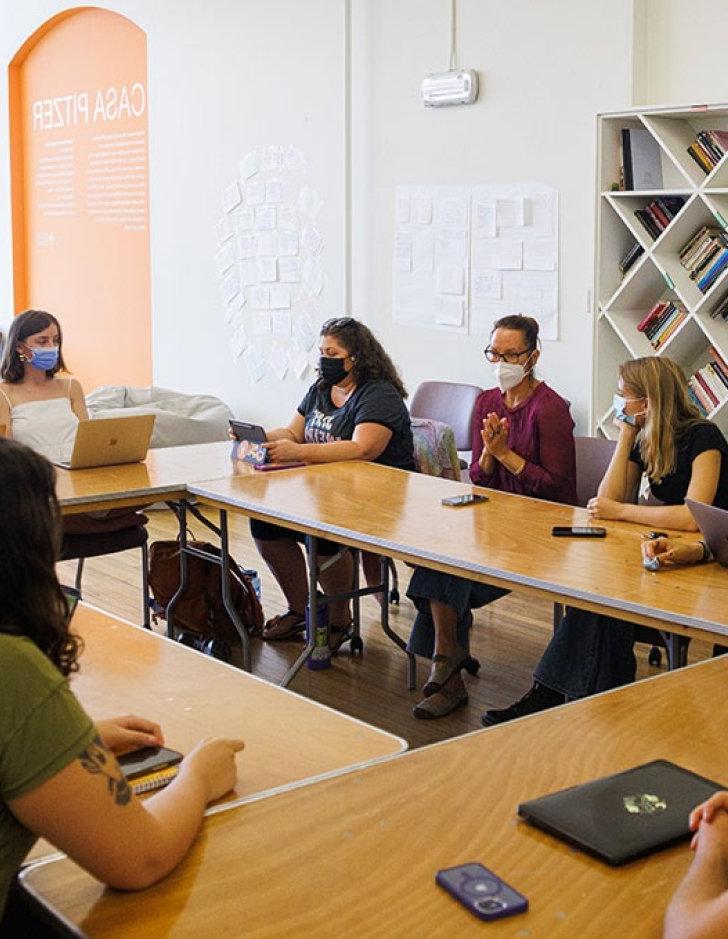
[406,567,508,658]
[534,608,636,698]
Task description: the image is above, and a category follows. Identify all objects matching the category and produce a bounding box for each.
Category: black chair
[61,520,151,629]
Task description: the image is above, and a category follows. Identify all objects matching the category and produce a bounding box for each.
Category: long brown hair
[319,317,408,399]
[0,309,68,383]
[0,439,81,675]
[620,357,705,482]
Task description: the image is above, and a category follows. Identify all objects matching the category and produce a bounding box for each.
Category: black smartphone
[441,494,489,507]
[229,420,269,465]
[435,862,528,921]
[552,526,607,538]
[229,420,266,443]
[117,746,184,780]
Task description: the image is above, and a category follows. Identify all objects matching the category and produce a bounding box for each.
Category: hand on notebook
[642,537,704,568]
[690,791,728,853]
[179,738,245,803]
[96,714,164,755]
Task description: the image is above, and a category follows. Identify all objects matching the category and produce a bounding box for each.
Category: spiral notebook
[130,766,180,795]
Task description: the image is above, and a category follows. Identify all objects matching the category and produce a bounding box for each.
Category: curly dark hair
[0,309,67,383]
[0,439,81,676]
[319,317,408,399]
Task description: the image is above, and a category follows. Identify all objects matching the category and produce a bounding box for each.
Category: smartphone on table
[441,494,489,507]
[117,746,183,779]
[551,526,606,537]
[229,420,269,465]
[436,862,528,921]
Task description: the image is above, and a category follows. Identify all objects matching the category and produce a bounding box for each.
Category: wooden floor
[59,506,717,750]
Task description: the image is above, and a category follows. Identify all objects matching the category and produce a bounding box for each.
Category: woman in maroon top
[407,314,576,719]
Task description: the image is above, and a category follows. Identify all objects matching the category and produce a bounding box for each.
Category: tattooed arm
[9,734,244,890]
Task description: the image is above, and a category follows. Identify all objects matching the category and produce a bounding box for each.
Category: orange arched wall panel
[9,7,152,390]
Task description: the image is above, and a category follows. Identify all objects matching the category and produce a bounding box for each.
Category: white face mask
[493,360,528,392]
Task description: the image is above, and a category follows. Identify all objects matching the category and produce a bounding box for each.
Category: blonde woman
[484,356,728,726]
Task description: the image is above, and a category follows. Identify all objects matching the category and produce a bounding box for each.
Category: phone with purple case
[435,862,528,921]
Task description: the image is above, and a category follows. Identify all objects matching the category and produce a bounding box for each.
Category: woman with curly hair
[0,439,243,928]
[251,316,414,643]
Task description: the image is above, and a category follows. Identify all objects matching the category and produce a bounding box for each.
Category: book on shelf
[621,128,663,190]
[710,346,728,379]
[633,197,686,241]
[689,375,716,413]
[702,362,728,402]
[636,300,669,332]
[635,300,686,350]
[619,242,644,275]
[710,294,728,320]
[686,129,728,175]
[679,226,728,293]
[687,382,710,417]
[708,361,728,393]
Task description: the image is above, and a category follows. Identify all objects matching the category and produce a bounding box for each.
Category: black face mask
[319,356,349,385]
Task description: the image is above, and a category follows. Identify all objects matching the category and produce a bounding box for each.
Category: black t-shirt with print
[629,421,728,508]
[297,379,414,470]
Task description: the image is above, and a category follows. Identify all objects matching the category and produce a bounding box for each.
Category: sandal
[422,648,468,698]
[413,671,469,720]
[262,609,306,641]
[329,622,354,654]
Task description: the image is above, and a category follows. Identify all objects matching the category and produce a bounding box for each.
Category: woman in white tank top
[0,310,87,465]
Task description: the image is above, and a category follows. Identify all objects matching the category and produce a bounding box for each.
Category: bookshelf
[594,103,728,438]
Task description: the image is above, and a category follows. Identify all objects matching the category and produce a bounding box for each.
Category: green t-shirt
[0,633,96,918]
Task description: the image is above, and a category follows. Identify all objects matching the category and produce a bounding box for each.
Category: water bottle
[306,594,331,670]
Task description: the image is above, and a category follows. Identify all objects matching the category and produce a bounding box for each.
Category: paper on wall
[245,180,266,206]
[226,306,244,331]
[255,205,276,231]
[414,196,433,225]
[288,340,309,378]
[215,216,234,245]
[295,312,317,350]
[257,257,277,282]
[235,208,255,231]
[277,232,299,257]
[265,180,284,204]
[235,233,256,260]
[440,197,469,229]
[524,238,556,271]
[269,342,289,380]
[303,257,324,296]
[301,225,324,257]
[396,195,411,224]
[285,145,307,174]
[256,231,277,256]
[238,152,258,181]
[413,232,435,273]
[220,269,241,304]
[239,259,259,287]
[474,201,496,237]
[271,310,292,336]
[496,198,524,229]
[215,242,235,275]
[252,313,272,336]
[490,240,522,271]
[299,186,323,219]
[437,264,464,296]
[270,285,291,310]
[436,296,464,327]
[243,343,266,384]
[279,257,302,283]
[228,325,247,359]
[251,286,270,310]
[222,181,242,214]
[264,146,284,173]
[394,233,413,273]
[437,229,468,260]
[278,205,298,231]
[472,271,501,300]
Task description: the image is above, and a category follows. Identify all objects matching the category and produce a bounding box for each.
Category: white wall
[634,0,728,105]
[0,0,347,427]
[352,0,634,433]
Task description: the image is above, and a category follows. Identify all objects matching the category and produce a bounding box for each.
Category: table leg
[219,509,251,672]
[379,556,417,691]
[165,500,189,639]
[281,534,320,687]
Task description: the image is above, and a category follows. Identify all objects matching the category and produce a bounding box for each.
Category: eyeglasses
[483,347,532,364]
[321,316,356,331]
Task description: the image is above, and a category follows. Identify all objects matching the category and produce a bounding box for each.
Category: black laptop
[518,760,723,866]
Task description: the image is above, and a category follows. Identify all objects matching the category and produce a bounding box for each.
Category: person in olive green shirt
[0,438,245,927]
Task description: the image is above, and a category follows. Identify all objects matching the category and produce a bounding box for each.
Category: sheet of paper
[394,233,413,272]
[414,196,433,225]
[251,286,270,310]
[277,232,299,257]
[299,186,323,219]
[220,269,241,304]
[279,257,302,283]
[234,233,256,260]
[511,288,543,316]
[255,205,276,231]
[396,195,411,224]
[490,240,522,270]
[256,231,277,256]
[257,257,277,282]
[303,257,324,296]
[437,264,464,296]
[238,151,258,181]
[271,310,292,336]
[285,145,306,174]
[252,313,271,336]
[524,238,556,271]
[215,242,235,275]
[243,344,266,383]
[474,201,496,237]
[225,291,245,323]
[235,207,255,231]
[264,145,284,173]
[245,180,265,205]
[413,232,435,273]
[437,229,468,260]
[215,216,234,245]
[294,312,317,350]
[301,225,323,256]
[496,198,524,229]
[269,342,289,380]
[277,205,298,231]
[270,285,291,310]
[440,197,468,229]
[222,181,242,214]
[436,296,464,326]
[226,306,244,331]
[288,339,309,378]
[228,325,247,359]
[472,271,501,300]
[265,179,284,204]
[239,259,259,287]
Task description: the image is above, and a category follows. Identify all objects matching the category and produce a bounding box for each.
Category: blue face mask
[28,347,60,372]
[613,392,643,426]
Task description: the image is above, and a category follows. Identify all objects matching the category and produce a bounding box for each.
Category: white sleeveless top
[0,380,79,464]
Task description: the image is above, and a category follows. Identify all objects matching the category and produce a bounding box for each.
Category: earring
[18,353,26,362]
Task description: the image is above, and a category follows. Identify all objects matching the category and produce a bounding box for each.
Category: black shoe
[481,682,565,727]
[201,637,232,662]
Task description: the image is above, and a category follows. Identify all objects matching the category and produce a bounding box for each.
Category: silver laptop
[686,498,728,567]
[57,414,155,470]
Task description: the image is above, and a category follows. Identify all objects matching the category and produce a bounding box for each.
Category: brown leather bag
[148,539,264,641]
